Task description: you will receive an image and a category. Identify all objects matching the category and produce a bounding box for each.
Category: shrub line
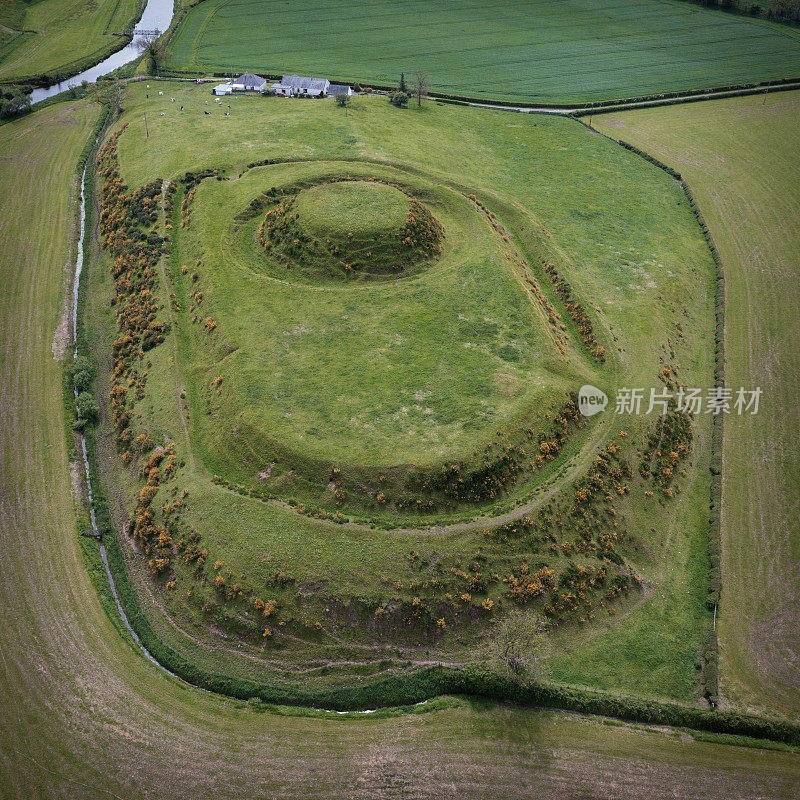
[575,119,724,707]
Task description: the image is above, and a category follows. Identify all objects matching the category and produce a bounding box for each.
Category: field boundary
[151,69,800,113]
[573,118,726,708]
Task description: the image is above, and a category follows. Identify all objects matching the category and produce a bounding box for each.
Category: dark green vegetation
[74,80,727,715]
[167,0,800,102]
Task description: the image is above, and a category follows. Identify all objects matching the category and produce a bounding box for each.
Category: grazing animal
[204,111,211,115]
[160,112,166,116]
[158,91,163,96]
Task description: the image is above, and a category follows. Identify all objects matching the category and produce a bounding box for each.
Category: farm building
[231,73,268,92]
[213,83,233,95]
[328,83,353,97]
[272,74,330,96]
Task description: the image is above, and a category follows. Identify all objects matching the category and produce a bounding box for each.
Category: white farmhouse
[271,74,330,97]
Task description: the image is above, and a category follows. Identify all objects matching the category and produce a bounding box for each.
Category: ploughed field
[88,81,718,699]
[167,0,800,102]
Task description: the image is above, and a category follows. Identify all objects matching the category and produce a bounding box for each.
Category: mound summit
[258,179,444,280]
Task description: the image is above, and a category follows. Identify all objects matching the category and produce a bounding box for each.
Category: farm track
[466,80,800,117]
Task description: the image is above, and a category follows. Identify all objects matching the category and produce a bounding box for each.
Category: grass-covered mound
[184,160,588,511]
[259,179,444,281]
[90,84,721,702]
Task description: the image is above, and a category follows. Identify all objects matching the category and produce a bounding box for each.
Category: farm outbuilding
[231,73,268,92]
[271,74,330,97]
[328,83,353,97]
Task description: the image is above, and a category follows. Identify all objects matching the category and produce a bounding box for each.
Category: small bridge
[114,29,162,36]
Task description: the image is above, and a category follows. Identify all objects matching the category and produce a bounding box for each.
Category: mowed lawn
[2,104,798,800]
[0,0,141,81]
[596,91,800,720]
[168,0,800,102]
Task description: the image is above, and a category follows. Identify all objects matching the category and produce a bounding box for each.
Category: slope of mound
[259,179,444,281]
[181,162,585,494]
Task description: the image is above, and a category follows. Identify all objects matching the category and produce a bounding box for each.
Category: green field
[2,31,800,798]
[71,79,724,705]
[0,0,143,82]
[184,162,580,470]
[166,0,800,102]
[596,90,800,719]
[6,96,800,800]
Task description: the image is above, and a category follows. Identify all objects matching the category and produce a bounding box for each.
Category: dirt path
[155,180,195,470]
[467,81,800,117]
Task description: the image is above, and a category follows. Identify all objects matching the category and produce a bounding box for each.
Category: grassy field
[166,0,800,102]
[595,91,800,719]
[74,80,723,703]
[0,91,798,800]
[0,0,143,82]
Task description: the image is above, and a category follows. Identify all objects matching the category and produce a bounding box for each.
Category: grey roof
[327,84,351,96]
[235,73,267,87]
[280,74,329,91]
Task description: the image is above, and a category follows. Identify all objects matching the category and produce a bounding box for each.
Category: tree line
[677,0,800,23]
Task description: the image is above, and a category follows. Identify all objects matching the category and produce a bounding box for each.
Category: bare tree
[411,69,429,107]
[483,609,547,685]
[137,31,169,73]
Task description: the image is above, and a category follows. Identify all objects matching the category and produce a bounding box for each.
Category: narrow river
[31,0,175,104]
[72,164,180,676]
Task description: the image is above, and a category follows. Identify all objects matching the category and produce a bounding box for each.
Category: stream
[72,163,180,677]
[70,167,396,708]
